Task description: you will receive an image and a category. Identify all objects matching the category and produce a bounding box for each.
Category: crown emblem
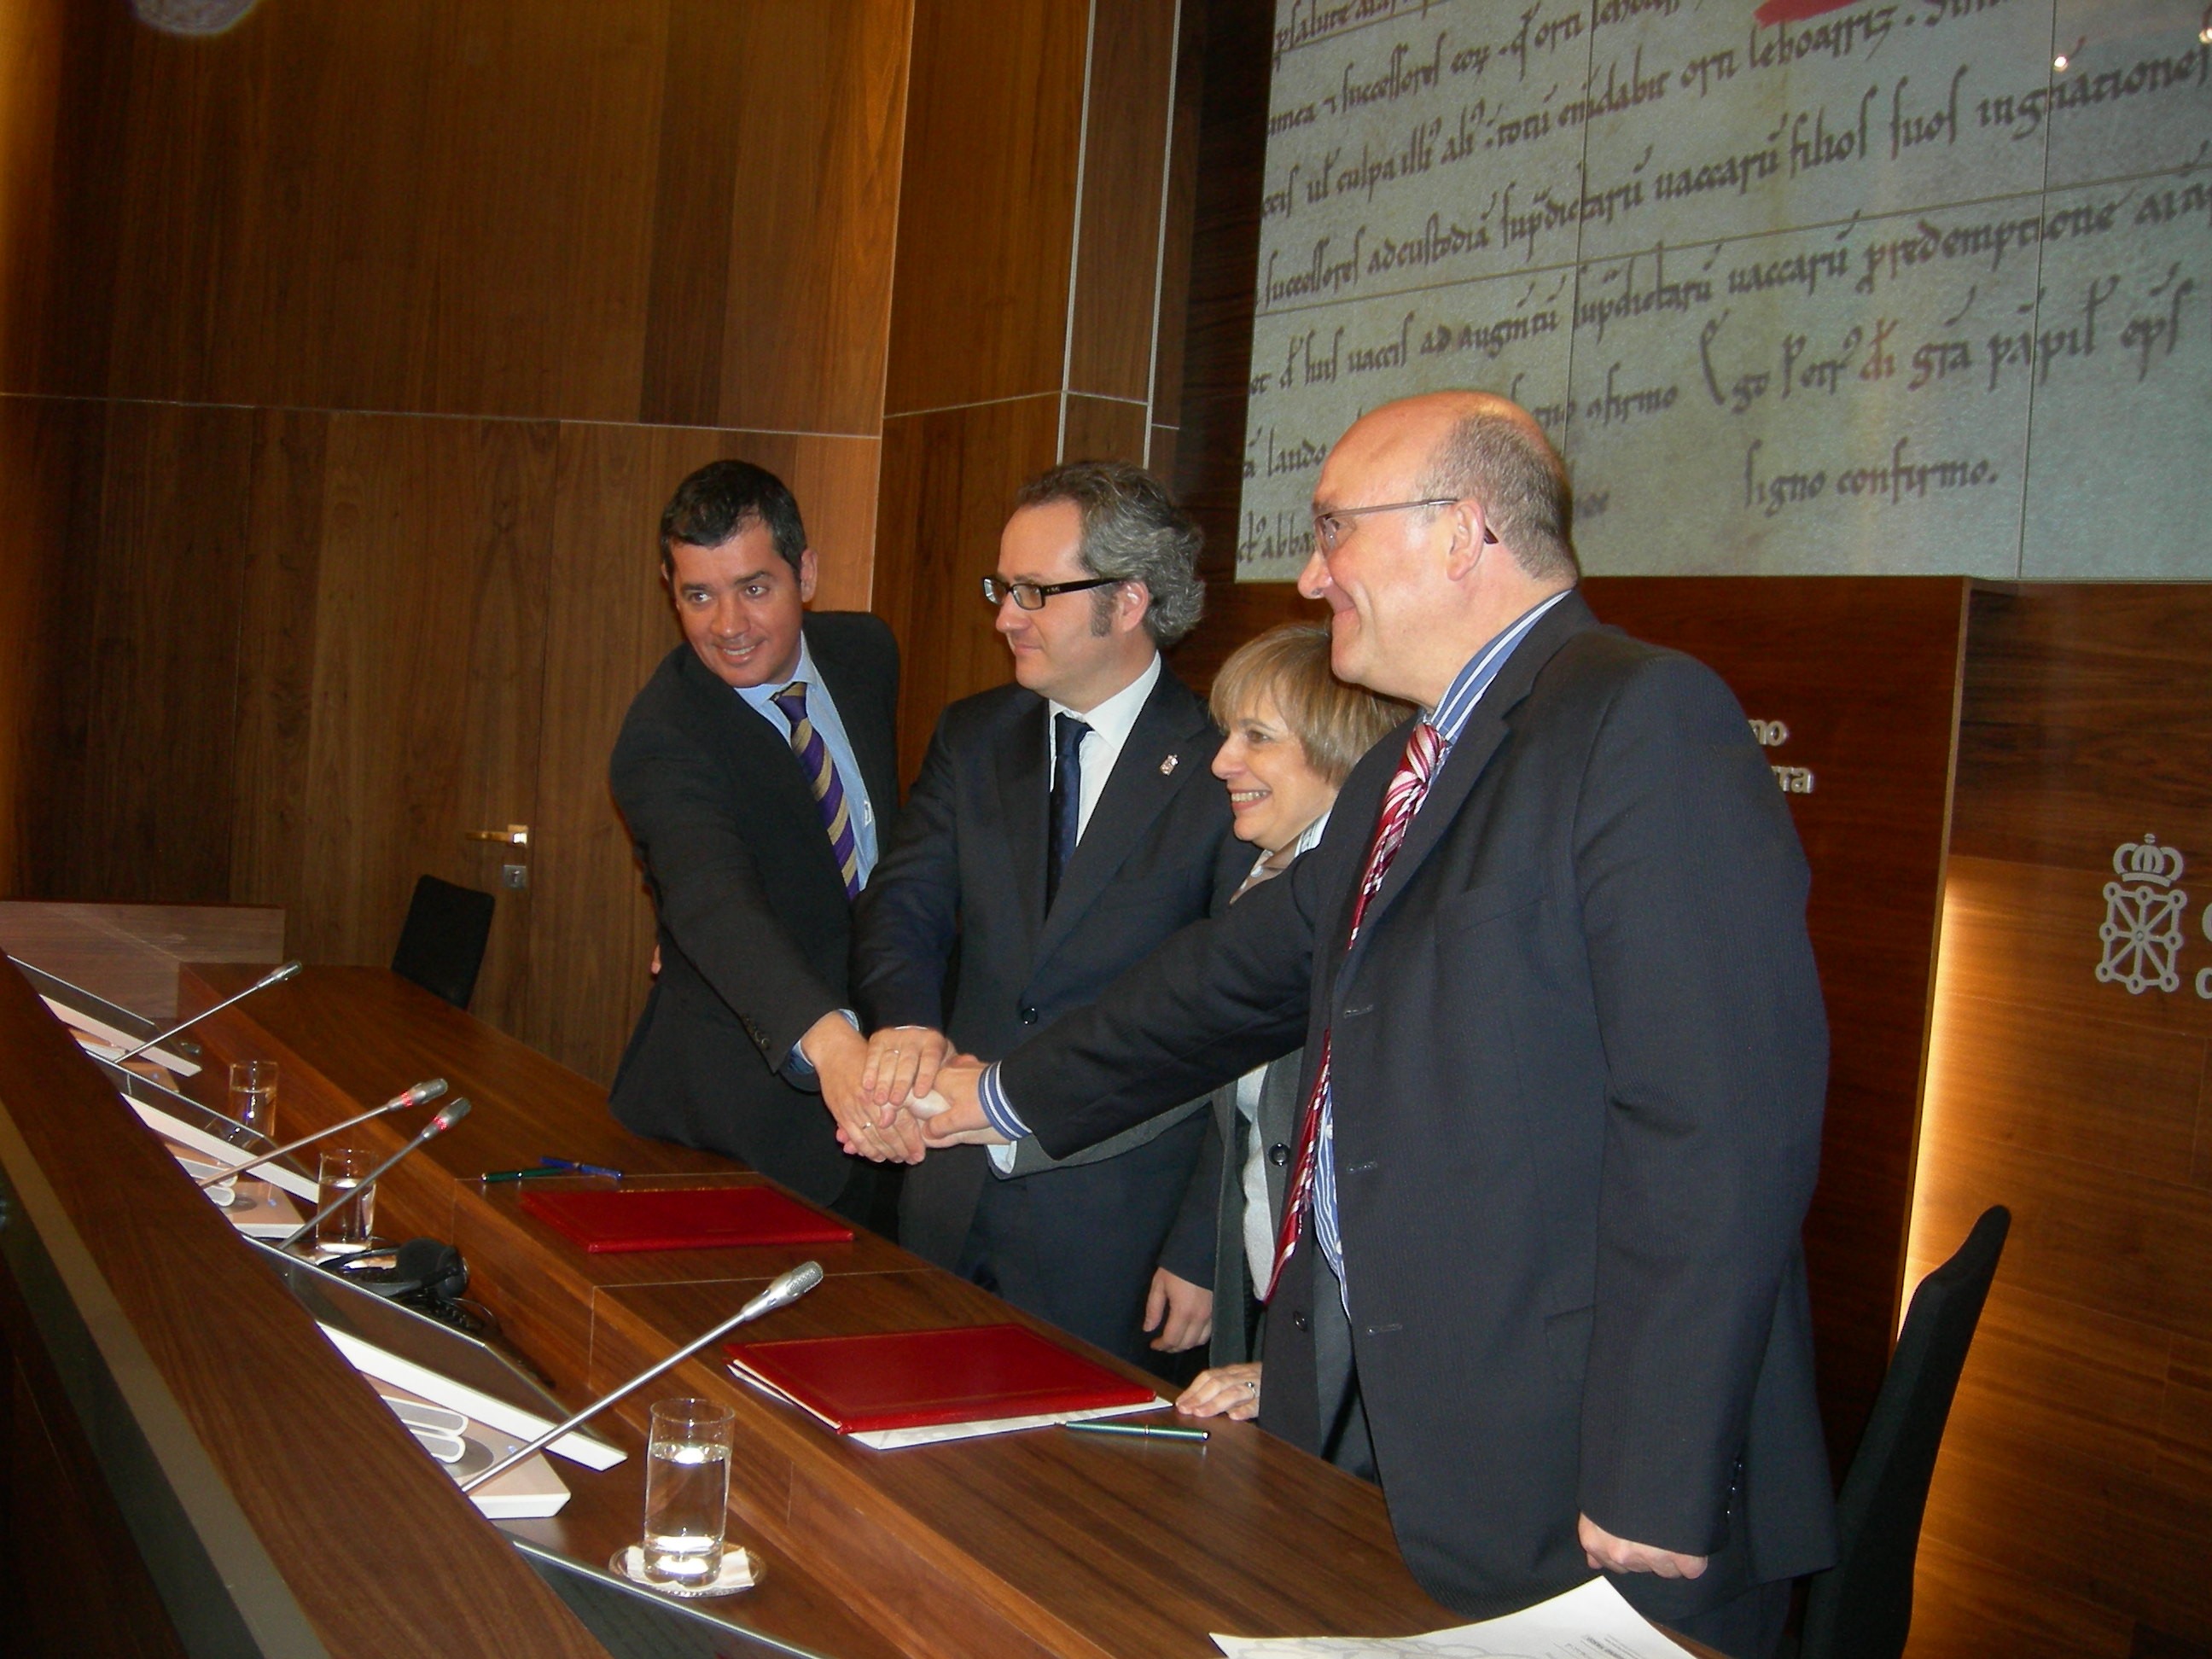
[2111,833,2185,887]
[2098,832,2190,995]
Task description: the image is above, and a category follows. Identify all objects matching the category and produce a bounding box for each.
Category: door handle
[464,824,531,847]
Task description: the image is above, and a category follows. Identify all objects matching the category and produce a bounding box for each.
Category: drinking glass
[642,1398,735,1586]
[315,1147,376,1249]
[229,1059,277,1138]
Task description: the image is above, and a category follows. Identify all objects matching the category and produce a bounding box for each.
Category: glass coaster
[608,1544,762,1599]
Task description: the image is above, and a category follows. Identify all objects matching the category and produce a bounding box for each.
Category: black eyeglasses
[981,575,1122,612]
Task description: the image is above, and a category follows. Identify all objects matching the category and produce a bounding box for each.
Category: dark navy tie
[1045,713,1091,910]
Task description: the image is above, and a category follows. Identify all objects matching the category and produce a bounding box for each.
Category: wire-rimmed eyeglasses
[1311,497,1494,556]
[981,575,1122,611]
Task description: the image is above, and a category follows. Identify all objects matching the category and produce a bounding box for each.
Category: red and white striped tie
[1263,720,1444,1300]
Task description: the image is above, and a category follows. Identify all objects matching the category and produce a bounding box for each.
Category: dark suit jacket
[608,614,899,1206]
[1184,1049,1303,1368]
[996,593,1836,1620]
[852,663,1248,1278]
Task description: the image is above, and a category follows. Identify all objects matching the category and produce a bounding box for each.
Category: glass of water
[314,1146,376,1250]
[229,1059,277,1138]
[642,1398,735,1586]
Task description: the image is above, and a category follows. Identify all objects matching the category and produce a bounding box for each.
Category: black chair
[390,876,494,1010]
[1796,1204,2011,1659]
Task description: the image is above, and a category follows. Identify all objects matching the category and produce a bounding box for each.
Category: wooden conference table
[167,964,1706,1659]
[172,963,1451,1656]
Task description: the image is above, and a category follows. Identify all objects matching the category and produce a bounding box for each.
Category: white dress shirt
[1046,650,1161,838]
[992,651,1164,1173]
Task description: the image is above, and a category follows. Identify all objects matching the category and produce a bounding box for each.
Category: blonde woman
[1143,623,1406,1456]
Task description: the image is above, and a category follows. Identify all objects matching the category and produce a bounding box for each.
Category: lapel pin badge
[1160,754,1179,776]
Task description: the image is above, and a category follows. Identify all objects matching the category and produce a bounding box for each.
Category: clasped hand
[802,1016,1007,1163]
[1577,1514,1708,1580]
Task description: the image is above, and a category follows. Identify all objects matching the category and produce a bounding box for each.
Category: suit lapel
[1034,671,1208,962]
[993,697,1052,951]
[1310,735,1395,1012]
[804,618,897,823]
[1342,592,1597,977]
[681,649,842,888]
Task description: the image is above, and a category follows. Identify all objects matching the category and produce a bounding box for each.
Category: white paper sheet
[319,1326,626,1470]
[55,1003,201,1074]
[131,1097,319,1201]
[373,1381,570,1518]
[1212,1576,1693,1658]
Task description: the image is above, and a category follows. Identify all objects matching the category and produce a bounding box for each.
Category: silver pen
[1062,1419,1208,1443]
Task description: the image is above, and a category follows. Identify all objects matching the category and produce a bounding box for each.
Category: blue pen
[538,1155,625,1179]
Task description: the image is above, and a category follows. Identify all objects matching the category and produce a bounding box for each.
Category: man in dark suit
[904,396,1835,1655]
[847,462,1246,1370]
[608,459,902,1225]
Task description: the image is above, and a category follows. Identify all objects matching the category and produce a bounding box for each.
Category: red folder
[725,1323,1156,1434]
[519,1185,853,1253]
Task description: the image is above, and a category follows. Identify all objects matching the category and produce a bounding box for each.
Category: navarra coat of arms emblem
[2096,833,2188,995]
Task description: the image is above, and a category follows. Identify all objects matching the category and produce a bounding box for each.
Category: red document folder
[725,1324,1155,1434]
[519,1185,853,1253]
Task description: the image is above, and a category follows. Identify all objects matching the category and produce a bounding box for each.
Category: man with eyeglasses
[847,461,1248,1372]
[896,394,1834,1655]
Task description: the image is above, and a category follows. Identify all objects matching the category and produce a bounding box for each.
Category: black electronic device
[325,1237,488,1333]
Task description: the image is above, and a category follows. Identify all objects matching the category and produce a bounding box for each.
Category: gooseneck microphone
[459,1260,825,1493]
[195,1078,448,1187]
[114,960,304,1063]
[278,1097,473,1251]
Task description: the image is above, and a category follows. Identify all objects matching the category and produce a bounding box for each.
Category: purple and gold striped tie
[771,682,861,899]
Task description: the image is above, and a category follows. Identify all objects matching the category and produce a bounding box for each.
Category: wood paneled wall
[1905,585,2212,1657]
[0,2,73,899]
[9,3,2207,1647]
[10,398,881,1086]
[1167,0,1271,588]
[0,0,1197,1090]
[873,0,1196,776]
[0,0,912,1086]
[10,0,912,428]
[641,2,910,434]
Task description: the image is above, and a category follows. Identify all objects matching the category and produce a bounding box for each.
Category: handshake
[799,1014,1007,1164]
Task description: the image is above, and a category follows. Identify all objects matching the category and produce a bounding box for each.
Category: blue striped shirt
[1307,589,1569,1303]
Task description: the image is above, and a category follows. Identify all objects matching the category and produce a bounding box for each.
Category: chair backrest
[1798,1204,2011,1659]
[390,876,495,1010]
